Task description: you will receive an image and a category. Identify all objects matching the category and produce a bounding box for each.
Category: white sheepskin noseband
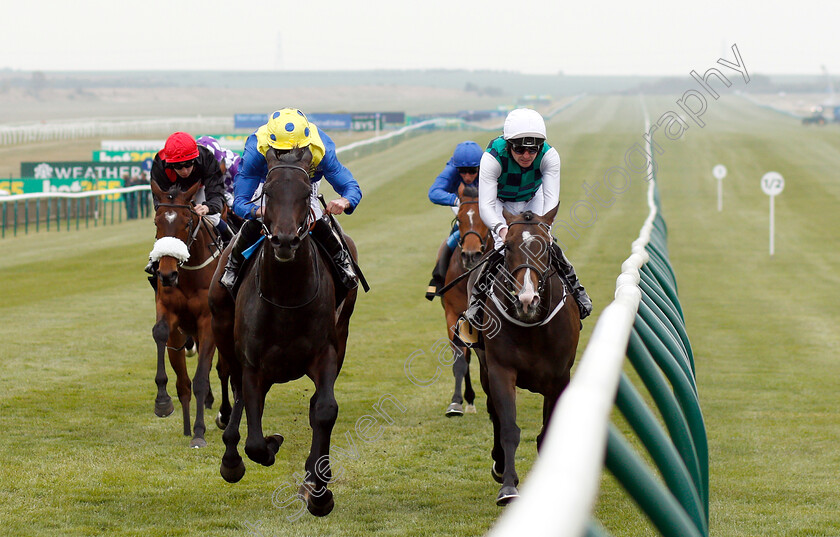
[149,237,190,263]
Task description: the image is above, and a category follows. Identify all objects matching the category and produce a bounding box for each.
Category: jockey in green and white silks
[457,108,592,346]
[478,118,560,251]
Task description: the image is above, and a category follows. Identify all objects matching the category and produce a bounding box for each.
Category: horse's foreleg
[485,359,520,506]
[537,371,569,450]
[220,366,245,483]
[168,342,191,438]
[447,346,467,417]
[301,348,339,517]
[215,352,232,430]
[242,364,280,467]
[445,308,466,416]
[478,354,504,478]
[152,319,174,418]
[463,348,476,411]
[190,318,216,448]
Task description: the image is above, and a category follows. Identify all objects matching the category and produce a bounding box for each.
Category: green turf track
[1,95,838,536]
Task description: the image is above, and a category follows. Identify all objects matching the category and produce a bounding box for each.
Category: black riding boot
[220,218,263,295]
[552,244,593,320]
[426,241,454,301]
[310,216,358,290]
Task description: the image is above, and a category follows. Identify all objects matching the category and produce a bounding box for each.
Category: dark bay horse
[149,180,230,448]
[441,183,489,417]
[473,204,580,505]
[208,146,358,517]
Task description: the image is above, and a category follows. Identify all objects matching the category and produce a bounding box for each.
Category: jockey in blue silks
[219,108,362,294]
[425,140,484,300]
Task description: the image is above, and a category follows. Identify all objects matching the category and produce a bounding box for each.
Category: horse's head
[456,183,488,270]
[150,180,202,287]
[500,203,559,321]
[262,146,314,262]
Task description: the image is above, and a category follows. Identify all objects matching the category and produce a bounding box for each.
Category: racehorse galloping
[208,146,358,517]
[441,183,489,417]
[474,204,580,505]
[149,180,230,448]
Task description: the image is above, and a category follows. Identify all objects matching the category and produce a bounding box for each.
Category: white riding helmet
[503,108,547,146]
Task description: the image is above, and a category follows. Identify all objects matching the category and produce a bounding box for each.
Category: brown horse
[208,146,358,517]
[442,183,489,416]
[472,204,580,505]
[149,180,230,448]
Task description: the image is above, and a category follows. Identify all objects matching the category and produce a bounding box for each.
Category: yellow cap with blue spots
[266,108,312,150]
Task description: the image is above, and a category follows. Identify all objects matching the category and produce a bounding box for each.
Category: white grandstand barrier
[486,110,659,537]
[0,117,232,146]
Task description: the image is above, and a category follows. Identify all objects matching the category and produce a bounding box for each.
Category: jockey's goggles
[458,166,479,174]
[168,159,195,170]
[511,145,541,155]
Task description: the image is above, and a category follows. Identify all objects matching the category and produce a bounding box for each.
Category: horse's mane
[461,184,479,199]
[521,211,535,221]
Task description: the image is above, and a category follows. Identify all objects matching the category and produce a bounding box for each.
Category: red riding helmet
[163,132,199,163]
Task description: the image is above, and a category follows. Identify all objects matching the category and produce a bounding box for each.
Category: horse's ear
[150,179,164,200]
[542,202,559,223]
[184,180,202,200]
[457,182,465,198]
[502,208,516,224]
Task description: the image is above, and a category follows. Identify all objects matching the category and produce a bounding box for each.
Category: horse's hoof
[491,462,504,484]
[190,437,207,449]
[465,404,477,414]
[266,434,284,454]
[155,399,175,418]
[220,460,246,483]
[299,483,335,517]
[215,412,228,430]
[496,486,519,506]
[446,402,464,417]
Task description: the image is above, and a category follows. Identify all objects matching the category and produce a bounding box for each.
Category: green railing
[0,186,152,238]
[488,109,707,537]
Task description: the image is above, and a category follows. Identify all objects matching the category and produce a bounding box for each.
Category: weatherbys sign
[22,161,144,181]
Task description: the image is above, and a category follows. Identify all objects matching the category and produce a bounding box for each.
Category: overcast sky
[3,0,836,76]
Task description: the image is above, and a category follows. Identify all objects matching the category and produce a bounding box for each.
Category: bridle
[254,162,321,309]
[484,219,568,327]
[502,220,558,297]
[155,201,221,270]
[258,163,315,243]
[456,199,490,256]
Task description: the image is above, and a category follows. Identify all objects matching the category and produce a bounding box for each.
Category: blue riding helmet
[452,141,483,168]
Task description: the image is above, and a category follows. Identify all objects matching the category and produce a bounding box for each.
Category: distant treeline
[0,68,835,96]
